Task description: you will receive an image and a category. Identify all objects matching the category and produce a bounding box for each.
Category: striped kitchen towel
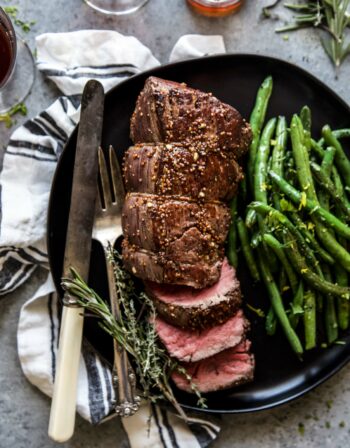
[0,31,226,447]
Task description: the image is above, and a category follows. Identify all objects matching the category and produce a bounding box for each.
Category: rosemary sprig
[263,0,350,67]
[62,251,207,420]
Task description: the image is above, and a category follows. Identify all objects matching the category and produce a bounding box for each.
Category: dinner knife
[48,79,104,443]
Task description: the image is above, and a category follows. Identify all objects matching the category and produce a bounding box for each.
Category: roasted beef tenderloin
[130,77,252,159]
[124,143,243,201]
[146,258,241,329]
[171,340,255,394]
[123,76,252,289]
[122,193,230,258]
[122,239,222,289]
[154,309,249,363]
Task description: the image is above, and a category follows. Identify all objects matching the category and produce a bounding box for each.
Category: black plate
[48,54,350,414]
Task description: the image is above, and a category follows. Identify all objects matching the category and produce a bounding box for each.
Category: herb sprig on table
[62,251,206,420]
[0,103,27,128]
[263,1,350,67]
[3,6,36,33]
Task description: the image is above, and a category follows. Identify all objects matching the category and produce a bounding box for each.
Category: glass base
[0,37,35,113]
[84,0,149,15]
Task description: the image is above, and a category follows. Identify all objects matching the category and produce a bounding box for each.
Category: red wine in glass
[0,8,16,88]
[0,7,35,113]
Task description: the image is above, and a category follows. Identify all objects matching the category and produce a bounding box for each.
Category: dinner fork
[93,145,140,417]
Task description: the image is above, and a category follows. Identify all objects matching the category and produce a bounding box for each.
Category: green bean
[331,171,350,330]
[257,247,303,356]
[266,306,277,336]
[322,125,350,189]
[262,233,298,294]
[311,138,325,159]
[271,116,288,209]
[300,106,312,133]
[281,229,350,298]
[245,208,257,229]
[292,124,349,273]
[227,197,238,268]
[290,114,318,201]
[269,172,350,272]
[323,264,338,344]
[250,231,261,249]
[321,146,336,174]
[268,170,350,240]
[317,146,336,211]
[311,162,350,220]
[318,128,350,146]
[303,289,317,350]
[300,106,312,151]
[236,217,260,282]
[254,118,277,204]
[247,76,273,191]
[289,281,304,329]
[332,166,350,209]
[335,265,349,330]
[249,202,323,275]
[314,223,350,272]
[254,118,279,273]
[288,213,334,265]
[272,117,288,177]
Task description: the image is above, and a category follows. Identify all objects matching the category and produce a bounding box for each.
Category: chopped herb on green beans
[228,76,350,356]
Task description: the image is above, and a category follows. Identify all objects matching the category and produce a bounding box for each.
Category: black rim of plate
[47,53,350,414]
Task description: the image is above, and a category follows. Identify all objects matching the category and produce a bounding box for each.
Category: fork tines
[97,146,125,211]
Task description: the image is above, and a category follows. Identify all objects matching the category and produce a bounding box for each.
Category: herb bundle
[263,1,350,67]
[62,251,206,420]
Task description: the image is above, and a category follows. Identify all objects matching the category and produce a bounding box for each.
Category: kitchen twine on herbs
[0,31,226,448]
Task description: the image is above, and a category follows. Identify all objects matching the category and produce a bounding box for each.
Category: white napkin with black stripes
[0,31,226,447]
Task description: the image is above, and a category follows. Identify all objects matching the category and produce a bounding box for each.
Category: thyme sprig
[263,0,350,67]
[62,251,207,420]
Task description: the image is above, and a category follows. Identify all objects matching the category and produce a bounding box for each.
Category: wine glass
[0,7,35,113]
[83,0,150,15]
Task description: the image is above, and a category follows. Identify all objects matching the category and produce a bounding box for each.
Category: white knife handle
[48,306,84,442]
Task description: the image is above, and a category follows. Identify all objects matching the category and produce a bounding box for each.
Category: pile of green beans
[228,76,350,356]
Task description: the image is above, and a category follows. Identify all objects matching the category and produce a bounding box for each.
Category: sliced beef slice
[122,239,222,289]
[122,193,230,257]
[154,309,249,362]
[130,77,252,159]
[146,258,241,329]
[171,340,255,393]
[124,143,243,201]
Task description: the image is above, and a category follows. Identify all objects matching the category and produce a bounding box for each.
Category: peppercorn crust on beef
[122,76,252,288]
[124,143,243,201]
[122,77,255,394]
[130,77,252,159]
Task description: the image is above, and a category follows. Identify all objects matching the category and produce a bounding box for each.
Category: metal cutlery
[48,80,105,442]
[93,145,141,417]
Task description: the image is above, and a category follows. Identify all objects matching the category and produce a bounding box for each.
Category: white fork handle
[48,306,84,442]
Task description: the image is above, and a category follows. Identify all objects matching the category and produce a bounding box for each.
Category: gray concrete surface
[1,1,350,447]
